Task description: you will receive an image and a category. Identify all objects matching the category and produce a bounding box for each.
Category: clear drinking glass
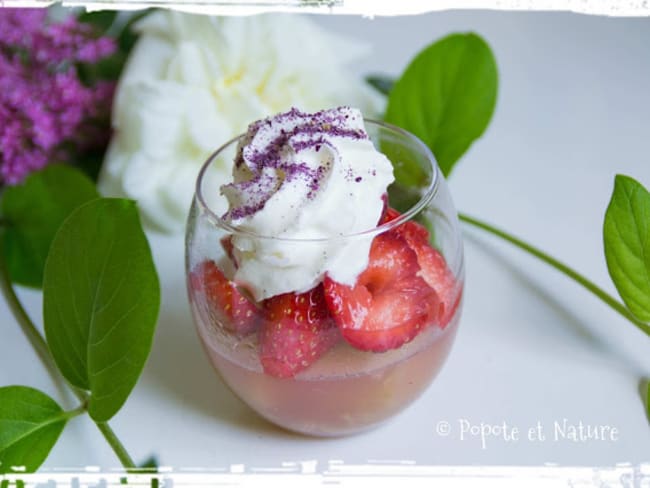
[185,120,464,437]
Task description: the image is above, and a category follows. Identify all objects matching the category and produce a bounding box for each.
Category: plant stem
[0,230,138,469]
[0,230,56,375]
[458,212,650,337]
[95,422,136,469]
[64,403,88,421]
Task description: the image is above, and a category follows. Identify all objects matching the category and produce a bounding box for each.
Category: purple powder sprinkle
[222,107,368,220]
[226,201,266,221]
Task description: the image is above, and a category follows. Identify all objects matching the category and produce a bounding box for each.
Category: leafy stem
[0,226,138,469]
[459,212,650,337]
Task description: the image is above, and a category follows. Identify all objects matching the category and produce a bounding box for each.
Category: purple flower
[0,8,117,185]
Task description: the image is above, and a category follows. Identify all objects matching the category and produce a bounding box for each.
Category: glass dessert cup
[185,119,464,437]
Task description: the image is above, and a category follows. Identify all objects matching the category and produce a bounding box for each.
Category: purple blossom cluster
[0,8,117,185]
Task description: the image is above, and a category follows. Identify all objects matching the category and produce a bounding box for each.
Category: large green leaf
[385,32,498,178]
[43,198,160,421]
[0,165,98,288]
[0,386,67,473]
[603,175,650,322]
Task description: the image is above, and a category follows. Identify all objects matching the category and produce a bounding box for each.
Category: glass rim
[194,118,440,243]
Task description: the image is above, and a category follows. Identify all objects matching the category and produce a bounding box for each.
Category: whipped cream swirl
[221,107,394,301]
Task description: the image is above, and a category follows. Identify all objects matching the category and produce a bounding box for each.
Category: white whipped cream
[221,107,394,301]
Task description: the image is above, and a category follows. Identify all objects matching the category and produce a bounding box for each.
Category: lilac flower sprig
[0,9,117,185]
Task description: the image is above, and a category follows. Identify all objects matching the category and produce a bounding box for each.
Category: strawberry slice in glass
[381,207,460,327]
[190,260,261,337]
[259,284,340,378]
[324,231,442,352]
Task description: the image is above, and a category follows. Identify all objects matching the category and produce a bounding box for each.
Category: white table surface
[2,9,650,470]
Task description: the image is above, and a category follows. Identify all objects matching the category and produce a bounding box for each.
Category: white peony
[99,11,383,233]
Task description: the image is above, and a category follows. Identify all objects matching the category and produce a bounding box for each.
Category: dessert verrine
[186,107,464,436]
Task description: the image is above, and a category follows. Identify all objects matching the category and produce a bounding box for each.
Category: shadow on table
[462,230,645,376]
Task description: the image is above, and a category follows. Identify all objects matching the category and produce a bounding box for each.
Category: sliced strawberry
[323,231,441,352]
[380,206,429,242]
[380,192,389,221]
[259,285,339,378]
[190,260,260,336]
[381,206,460,327]
[409,242,460,327]
[220,236,237,267]
[380,205,399,225]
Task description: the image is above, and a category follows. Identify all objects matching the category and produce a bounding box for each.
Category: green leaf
[70,149,107,183]
[0,386,67,473]
[119,454,158,484]
[139,454,158,470]
[77,10,117,33]
[43,198,160,422]
[385,32,498,178]
[0,165,99,288]
[387,182,422,214]
[366,75,395,96]
[118,10,154,53]
[80,50,129,82]
[603,175,650,322]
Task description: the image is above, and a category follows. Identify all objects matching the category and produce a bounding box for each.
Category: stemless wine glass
[185,119,464,437]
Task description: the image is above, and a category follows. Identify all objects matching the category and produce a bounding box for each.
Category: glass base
[194,305,461,437]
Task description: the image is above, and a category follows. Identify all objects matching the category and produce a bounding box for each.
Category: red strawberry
[259,285,340,378]
[380,205,399,225]
[408,242,460,327]
[381,207,460,327]
[380,206,429,242]
[323,231,441,352]
[221,236,236,265]
[190,260,260,336]
[380,192,389,221]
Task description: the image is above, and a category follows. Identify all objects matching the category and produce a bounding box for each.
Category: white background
[2,9,650,469]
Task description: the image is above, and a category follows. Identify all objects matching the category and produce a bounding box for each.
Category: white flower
[99,11,383,233]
